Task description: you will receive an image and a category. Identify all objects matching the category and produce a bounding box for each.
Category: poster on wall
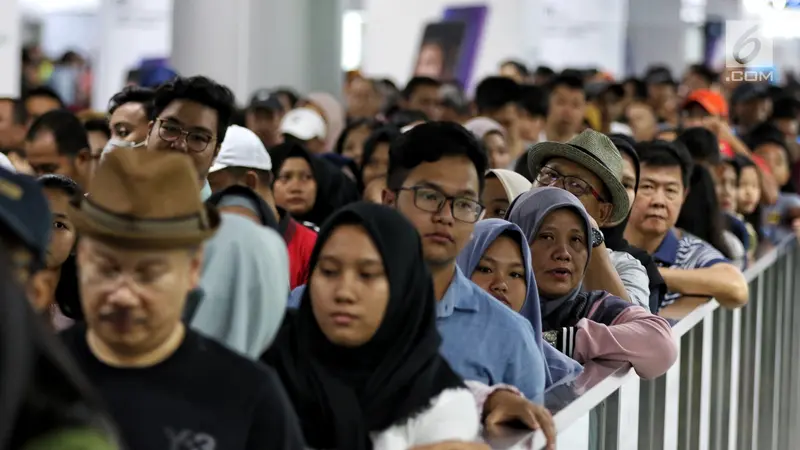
[411,5,488,90]
[703,19,725,71]
[413,22,466,82]
[442,5,489,89]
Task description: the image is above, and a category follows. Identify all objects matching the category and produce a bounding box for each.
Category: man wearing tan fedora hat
[525,129,652,311]
[62,150,304,449]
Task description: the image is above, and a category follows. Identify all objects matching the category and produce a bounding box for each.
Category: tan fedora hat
[68,150,220,248]
[527,129,630,226]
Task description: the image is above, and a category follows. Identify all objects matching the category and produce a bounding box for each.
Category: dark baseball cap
[0,168,51,270]
[248,89,284,112]
[730,83,769,105]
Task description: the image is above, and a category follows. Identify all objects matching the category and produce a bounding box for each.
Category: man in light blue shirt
[290,122,546,401]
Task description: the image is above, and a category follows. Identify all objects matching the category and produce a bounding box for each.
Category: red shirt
[278,209,317,289]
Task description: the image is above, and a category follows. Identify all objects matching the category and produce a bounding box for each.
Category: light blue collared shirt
[201,181,212,201]
[288,266,546,401]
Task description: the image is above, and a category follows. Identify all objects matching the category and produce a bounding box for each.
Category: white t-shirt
[370,388,480,450]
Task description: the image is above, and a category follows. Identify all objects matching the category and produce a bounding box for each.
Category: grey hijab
[505,187,594,318]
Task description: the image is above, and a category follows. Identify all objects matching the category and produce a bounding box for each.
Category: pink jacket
[574,303,677,379]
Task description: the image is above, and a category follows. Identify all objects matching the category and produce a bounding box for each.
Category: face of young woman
[470,235,527,312]
[274,157,318,216]
[738,166,761,215]
[310,224,390,347]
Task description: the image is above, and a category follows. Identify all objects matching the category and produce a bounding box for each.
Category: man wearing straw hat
[525,129,652,310]
[62,150,304,449]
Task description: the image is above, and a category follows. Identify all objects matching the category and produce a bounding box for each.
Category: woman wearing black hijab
[269,142,360,229]
[605,134,667,313]
[262,202,478,450]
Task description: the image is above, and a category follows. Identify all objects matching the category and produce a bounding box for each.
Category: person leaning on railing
[625,141,749,315]
[507,187,677,379]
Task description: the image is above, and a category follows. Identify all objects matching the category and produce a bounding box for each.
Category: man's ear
[26,271,57,313]
[382,189,396,206]
[244,170,259,190]
[598,202,613,226]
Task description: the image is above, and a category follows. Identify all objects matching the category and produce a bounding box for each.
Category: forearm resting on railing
[658,264,749,309]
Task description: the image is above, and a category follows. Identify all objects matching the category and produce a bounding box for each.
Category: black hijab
[269,142,360,227]
[603,135,667,313]
[263,202,463,450]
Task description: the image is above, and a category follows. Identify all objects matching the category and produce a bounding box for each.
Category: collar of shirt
[653,228,679,265]
[437,266,481,318]
[276,207,294,242]
[201,181,212,201]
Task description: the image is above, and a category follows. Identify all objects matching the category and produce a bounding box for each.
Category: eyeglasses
[536,166,606,202]
[399,186,484,223]
[155,118,215,153]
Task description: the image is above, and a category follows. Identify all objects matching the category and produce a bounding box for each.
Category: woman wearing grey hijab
[190,212,289,359]
[506,187,676,379]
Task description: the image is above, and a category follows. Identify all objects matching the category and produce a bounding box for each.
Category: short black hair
[23,86,65,109]
[387,121,488,194]
[37,174,82,198]
[687,64,717,86]
[474,76,521,114]
[534,66,556,78]
[547,74,585,97]
[518,84,547,118]
[362,126,402,167]
[402,76,441,100]
[623,77,648,100]
[388,109,429,128]
[0,97,29,125]
[83,118,110,140]
[108,86,156,119]
[272,88,300,108]
[677,127,720,165]
[771,95,800,120]
[636,140,694,187]
[500,60,529,77]
[26,110,89,157]
[152,76,236,145]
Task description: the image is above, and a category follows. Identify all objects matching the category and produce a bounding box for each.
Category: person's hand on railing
[483,390,556,449]
[410,442,491,450]
[792,217,800,241]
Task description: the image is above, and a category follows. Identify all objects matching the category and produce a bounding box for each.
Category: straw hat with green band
[527,129,630,226]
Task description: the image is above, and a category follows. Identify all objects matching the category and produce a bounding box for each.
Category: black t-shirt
[61,325,305,450]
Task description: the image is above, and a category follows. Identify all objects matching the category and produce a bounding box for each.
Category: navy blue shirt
[653,228,730,308]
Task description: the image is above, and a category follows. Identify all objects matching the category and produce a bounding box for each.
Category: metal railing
[485,237,800,450]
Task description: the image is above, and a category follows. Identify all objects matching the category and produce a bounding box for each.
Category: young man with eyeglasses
[144,76,290,357]
[382,121,547,395]
[526,129,653,311]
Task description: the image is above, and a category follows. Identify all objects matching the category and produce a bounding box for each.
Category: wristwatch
[591,228,605,248]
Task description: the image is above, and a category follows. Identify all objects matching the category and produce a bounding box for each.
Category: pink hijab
[307,92,345,152]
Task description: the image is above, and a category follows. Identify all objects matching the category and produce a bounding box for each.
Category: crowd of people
[2,55,799,449]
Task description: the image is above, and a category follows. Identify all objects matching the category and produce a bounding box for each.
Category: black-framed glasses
[536,166,606,202]
[398,186,484,223]
[155,118,215,153]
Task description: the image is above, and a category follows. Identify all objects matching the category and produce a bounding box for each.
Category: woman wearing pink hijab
[305,92,346,153]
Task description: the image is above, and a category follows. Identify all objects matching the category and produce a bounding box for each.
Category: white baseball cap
[209,125,272,173]
[280,107,327,141]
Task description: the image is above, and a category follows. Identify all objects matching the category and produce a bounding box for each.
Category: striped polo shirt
[653,228,730,308]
